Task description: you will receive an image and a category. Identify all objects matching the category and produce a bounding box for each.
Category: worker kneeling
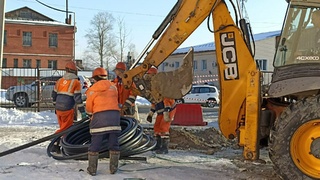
[85,67,121,175]
[145,67,177,154]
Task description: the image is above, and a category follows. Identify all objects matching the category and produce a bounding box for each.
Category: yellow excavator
[123,0,320,179]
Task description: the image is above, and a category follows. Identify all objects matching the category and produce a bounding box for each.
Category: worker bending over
[146,67,177,154]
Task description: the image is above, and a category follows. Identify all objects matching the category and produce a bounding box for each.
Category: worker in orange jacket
[112,62,137,116]
[145,67,177,154]
[85,67,121,176]
[51,61,86,153]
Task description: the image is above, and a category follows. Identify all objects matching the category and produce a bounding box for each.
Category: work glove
[163,111,171,122]
[122,105,133,115]
[81,112,87,119]
[146,111,154,123]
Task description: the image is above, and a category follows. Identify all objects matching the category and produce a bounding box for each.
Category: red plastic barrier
[172,104,207,126]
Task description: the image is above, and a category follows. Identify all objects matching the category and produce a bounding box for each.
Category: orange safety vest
[112,77,136,107]
[52,73,84,111]
[85,79,120,116]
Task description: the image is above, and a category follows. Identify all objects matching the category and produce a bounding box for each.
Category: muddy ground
[142,125,281,180]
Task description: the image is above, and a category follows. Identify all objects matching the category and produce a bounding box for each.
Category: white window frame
[256,59,267,70]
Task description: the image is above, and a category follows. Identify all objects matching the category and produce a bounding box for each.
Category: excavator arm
[123,0,218,103]
[123,0,261,160]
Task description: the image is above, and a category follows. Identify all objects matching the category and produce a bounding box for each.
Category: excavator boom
[123,0,218,103]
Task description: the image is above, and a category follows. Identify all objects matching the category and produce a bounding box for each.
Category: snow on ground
[0,92,279,180]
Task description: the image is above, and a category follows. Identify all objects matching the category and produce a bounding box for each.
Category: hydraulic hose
[47,117,156,160]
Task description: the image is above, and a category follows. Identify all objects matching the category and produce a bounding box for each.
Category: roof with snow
[173,30,281,54]
[6,6,55,21]
[4,6,72,27]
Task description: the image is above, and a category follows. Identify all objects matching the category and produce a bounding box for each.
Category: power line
[14,0,165,18]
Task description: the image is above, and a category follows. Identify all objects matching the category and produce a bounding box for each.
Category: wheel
[206,99,217,108]
[175,99,184,104]
[14,93,29,107]
[269,96,320,180]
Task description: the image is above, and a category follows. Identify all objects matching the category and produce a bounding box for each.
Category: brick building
[2,7,75,70]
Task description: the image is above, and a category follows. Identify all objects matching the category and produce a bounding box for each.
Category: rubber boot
[155,138,169,154]
[87,151,99,176]
[109,150,120,174]
[153,135,162,151]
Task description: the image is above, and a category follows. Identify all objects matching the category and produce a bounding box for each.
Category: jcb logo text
[220,32,239,80]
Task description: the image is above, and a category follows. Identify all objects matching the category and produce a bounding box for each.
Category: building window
[175,62,180,69]
[14,58,18,68]
[23,32,32,46]
[48,60,57,70]
[49,33,58,47]
[4,30,6,45]
[36,59,41,68]
[201,59,207,71]
[256,59,267,70]
[2,58,7,68]
[23,59,31,68]
[193,60,198,71]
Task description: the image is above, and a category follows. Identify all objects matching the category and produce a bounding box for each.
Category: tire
[175,99,184,104]
[269,95,320,180]
[206,99,217,108]
[14,93,29,107]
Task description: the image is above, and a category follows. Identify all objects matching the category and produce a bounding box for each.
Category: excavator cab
[268,1,320,98]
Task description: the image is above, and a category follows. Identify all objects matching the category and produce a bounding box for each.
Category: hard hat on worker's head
[147,67,158,75]
[114,62,127,72]
[92,67,108,81]
[65,61,77,74]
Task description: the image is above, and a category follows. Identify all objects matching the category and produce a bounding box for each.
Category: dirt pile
[169,127,235,153]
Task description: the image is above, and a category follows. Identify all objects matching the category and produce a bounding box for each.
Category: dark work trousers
[89,132,120,152]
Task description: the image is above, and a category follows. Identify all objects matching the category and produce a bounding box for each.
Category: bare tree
[115,17,139,69]
[116,17,129,62]
[85,12,117,69]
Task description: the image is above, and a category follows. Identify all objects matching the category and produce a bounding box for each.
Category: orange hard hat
[147,67,158,75]
[92,67,108,77]
[115,62,126,71]
[65,61,77,71]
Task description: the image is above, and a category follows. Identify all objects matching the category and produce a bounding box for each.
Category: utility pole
[0,0,6,89]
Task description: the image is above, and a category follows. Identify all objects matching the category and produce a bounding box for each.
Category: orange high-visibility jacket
[112,77,137,108]
[52,73,84,112]
[85,79,120,116]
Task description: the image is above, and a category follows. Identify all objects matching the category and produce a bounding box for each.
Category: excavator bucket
[151,48,194,100]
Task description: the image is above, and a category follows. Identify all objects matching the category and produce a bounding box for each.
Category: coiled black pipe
[47,117,156,160]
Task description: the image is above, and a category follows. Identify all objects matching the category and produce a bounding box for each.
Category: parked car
[175,84,220,108]
[5,75,91,107]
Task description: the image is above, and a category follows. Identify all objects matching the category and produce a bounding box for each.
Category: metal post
[0,0,6,89]
[37,67,40,112]
[65,0,68,24]
[73,12,76,61]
